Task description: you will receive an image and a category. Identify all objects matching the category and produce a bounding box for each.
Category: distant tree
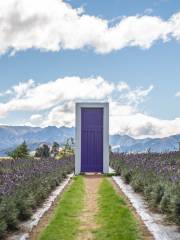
[35,144,50,158]
[7,141,30,160]
[65,138,74,150]
[56,138,74,160]
[20,141,29,156]
[52,142,60,148]
[51,142,60,156]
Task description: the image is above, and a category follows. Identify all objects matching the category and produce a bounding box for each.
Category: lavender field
[0,157,74,238]
[110,151,180,225]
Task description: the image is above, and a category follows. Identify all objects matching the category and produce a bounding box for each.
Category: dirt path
[76,175,102,240]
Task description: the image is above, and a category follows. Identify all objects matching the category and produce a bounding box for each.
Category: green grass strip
[39,176,84,240]
[95,178,141,240]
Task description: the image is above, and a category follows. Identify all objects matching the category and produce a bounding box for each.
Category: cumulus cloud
[0,0,180,55]
[0,76,156,137]
[29,114,43,126]
[110,114,180,138]
[42,97,180,139]
[117,82,129,92]
[43,103,75,127]
[1,76,180,138]
[175,91,180,97]
[0,76,153,116]
[0,76,114,115]
[12,79,35,98]
[121,85,154,105]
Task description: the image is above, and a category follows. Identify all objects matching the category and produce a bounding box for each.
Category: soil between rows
[77,176,102,240]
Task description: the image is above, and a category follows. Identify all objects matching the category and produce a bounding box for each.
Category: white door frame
[75,102,109,175]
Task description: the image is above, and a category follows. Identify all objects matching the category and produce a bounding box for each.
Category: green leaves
[7,141,30,160]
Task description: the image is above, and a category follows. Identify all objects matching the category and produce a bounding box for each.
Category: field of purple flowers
[0,157,74,238]
[110,152,180,225]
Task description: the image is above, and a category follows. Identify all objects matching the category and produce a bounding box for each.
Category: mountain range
[0,125,179,156]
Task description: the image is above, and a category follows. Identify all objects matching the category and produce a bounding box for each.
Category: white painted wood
[75,102,109,174]
[103,102,109,173]
[75,103,81,175]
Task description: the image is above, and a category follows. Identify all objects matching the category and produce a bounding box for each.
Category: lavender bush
[0,157,74,238]
[110,152,180,225]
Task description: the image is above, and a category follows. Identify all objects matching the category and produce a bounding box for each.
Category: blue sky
[0,0,180,138]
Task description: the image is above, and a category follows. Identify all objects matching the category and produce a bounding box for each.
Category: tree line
[7,138,74,160]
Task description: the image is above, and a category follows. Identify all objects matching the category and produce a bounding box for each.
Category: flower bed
[0,157,74,238]
[110,152,180,225]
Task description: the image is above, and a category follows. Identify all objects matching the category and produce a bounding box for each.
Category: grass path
[38,176,84,240]
[95,178,141,240]
[35,176,153,240]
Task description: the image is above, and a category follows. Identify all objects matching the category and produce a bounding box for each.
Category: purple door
[81,108,103,172]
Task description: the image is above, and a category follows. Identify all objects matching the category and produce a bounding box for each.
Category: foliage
[7,141,30,160]
[56,138,74,160]
[35,144,50,158]
[51,142,60,157]
[110,152,180,225]
[95,178,141,240]
[39,176,84,240]
[0,156,74,238]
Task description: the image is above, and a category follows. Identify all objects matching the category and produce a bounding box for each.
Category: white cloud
[41,98,180,139]
[122,85,154,105]
[1,76,180,138]
[110,114,180,138]
[29,114,43,126]
[43,103,75,127]
[0,76,155,137]
[144,8,153,15]
[0,76,114,115]
[12,79,35,98]
[0,77,152,116]
[175,91,180,97]
[117,82,129,91]
[30,114,43,121]
[0,0,180,55]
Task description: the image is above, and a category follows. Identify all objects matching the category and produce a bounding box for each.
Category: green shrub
[0,205,7,237]
[131,176,144,192]
[173,196,180,225]
[144,185,153,201]
[3,199,18,230]
[115,165,121,175]
[160,193,171,214]
[123,171,132,184]
[0,219,7,238]
[151,184,165,207]
[0,157,74,238]
[16,197,33,221]
[110,153,180,225]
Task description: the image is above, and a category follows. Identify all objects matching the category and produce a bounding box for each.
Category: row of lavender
[0,157,74,238]
[110,152,180,225]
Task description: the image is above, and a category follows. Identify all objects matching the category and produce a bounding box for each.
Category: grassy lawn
[95,178,141,240]
[39,176,84,240]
